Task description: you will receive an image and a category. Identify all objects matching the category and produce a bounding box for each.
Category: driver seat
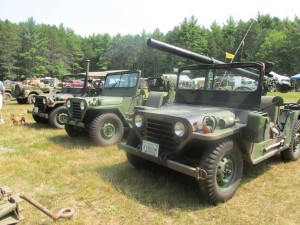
[260,96,279,123]
[146,92,164,108]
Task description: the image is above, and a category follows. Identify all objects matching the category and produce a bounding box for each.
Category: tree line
[0,14,299,81]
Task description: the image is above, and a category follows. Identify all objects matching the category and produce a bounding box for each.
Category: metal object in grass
[0,186,74,224]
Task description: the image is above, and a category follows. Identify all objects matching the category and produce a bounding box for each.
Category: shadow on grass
[22,121,51,130]
[97,161,210,211]
[241,153,284,184]
[47,134,95,150]
[96,153,286,211]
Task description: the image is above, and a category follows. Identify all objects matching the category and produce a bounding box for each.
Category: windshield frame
[175,62,264,110]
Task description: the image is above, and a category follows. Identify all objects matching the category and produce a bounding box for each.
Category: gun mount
[147,38,292,93]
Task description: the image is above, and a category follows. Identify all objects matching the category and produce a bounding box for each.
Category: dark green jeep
[63,70,150,146]
[119,40,299,205]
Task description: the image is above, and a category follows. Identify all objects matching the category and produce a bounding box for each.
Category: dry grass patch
[0,95,299,225]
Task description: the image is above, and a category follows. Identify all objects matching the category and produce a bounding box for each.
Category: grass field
[0,92,299,225]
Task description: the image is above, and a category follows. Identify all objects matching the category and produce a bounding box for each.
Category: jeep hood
[84,96,124,105]
[41,93,74,100]
[141,104,238,126]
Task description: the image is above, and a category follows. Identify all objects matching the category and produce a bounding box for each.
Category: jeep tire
[65,124,85,137]
[16,98,27,104]
[49,106,68,129]
[198,139,243,205]
[90,113,124,146]
[5,92,12,101]
[281,120,300,161]
[27,94,36,104]
[32,114,48,123]
[14,83,23,97]
[126,131,151,168]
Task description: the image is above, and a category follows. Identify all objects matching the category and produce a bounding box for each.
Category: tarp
[290,74,300,80]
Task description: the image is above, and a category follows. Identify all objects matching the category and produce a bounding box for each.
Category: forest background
[0,14,300,80]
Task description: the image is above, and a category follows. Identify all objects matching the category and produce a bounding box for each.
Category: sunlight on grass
[0,97,299,224]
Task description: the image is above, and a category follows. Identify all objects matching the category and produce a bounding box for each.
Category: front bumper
[118,143,207,180]
[63,119,85,128]
[27,109,48,118]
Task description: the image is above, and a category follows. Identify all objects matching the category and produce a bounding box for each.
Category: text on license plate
[142,140,159,157]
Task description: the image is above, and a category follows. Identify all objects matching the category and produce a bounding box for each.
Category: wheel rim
[100,122,116,140]
[292,131,300,155]
[216,154,236,189]
[57,113,68,125]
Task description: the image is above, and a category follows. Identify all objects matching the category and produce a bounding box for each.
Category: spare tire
[14,83,24,97]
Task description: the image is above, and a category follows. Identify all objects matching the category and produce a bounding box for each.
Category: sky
[0,0,299,37]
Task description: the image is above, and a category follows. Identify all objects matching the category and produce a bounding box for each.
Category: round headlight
[80,100,85,110]
[66,99,71,108]
[174,122,186,137]
[134,114,144,128]
[42,98,47,104]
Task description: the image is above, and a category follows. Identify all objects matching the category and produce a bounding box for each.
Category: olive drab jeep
[118,39,300,205]
[27,74,86,129]
[3,81,17,101]
[63,70,150,146]
[13,77,61,104]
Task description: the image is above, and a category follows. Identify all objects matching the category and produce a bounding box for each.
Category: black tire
[27,94,36,104]
[49,106,68,129]
[89,113,124,146]
[126,131,150,168]
[32,114,48,123]
[281,120,300,161]
[198,139,243,205]
[5,92,12,101]
[14,83,23,97]
[16,98,27,104]
[65,124,85,137]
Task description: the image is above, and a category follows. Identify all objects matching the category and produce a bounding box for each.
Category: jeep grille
[72,102,82,119]
[36,97,46,112]
[145,119,175,153]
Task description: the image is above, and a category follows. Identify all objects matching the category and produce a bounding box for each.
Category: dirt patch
[0,146,12,154]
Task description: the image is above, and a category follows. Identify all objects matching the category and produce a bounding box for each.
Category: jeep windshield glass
[104,72,139,88]
[178,67,260,92]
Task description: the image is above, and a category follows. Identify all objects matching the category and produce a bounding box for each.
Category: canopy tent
[290,74,300,80]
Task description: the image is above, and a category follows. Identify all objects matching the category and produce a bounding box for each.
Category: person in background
[0,80,5,124]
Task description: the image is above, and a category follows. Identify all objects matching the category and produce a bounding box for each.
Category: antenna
[231,20,254,63]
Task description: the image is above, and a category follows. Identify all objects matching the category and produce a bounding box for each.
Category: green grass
[0,94,300,225]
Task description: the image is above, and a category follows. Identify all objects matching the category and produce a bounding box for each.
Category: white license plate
[34,107,39,113]
[142,140,159,157]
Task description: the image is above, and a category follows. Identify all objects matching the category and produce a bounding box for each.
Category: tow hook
[197,168,208,180]
[19,194,75,220]
[0,186,75,223]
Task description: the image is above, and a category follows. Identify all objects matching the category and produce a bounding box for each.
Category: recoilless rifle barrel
[147,38,224,64]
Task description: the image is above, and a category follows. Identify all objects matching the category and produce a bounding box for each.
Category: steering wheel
[233,86,253,91]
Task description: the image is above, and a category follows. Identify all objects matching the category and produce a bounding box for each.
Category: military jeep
[63,70,150,146]
[13,77,61,104]
[118,41,299,205]
[3,80,17,101]
[27,74,86,129]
